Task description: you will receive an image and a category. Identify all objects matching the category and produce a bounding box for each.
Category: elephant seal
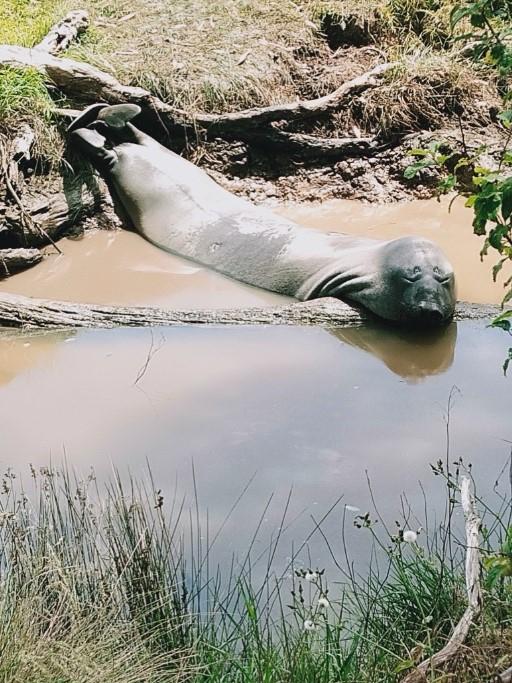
[68,103,456,324]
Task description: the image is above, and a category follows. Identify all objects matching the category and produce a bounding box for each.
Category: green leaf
[498,110,512,129]
[470,12,485,28]
[502,151,512,165]
[438,174,456,194]
[404,159,434,179]
[394,658,416,674]
[493,258,507,281]
[501,178,512,220]
[465,195,477,208]
[502,288,512,306]
[450,4,478,28]
[409,148,429,157]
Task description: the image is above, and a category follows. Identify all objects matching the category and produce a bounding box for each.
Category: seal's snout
[413,302,446,325]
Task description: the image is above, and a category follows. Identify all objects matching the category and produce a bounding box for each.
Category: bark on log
[0,45,396,141]
[0,249,43,277]
[401,476,482,683]
[35,10,89,56]
[0,293,502,330]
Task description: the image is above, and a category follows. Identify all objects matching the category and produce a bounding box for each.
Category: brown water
[0,230,288,308]
[0,198,510,574]
[0,196,508,306]
[281,196,510,304]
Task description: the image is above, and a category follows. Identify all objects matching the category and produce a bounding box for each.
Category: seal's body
[69,103,456,324]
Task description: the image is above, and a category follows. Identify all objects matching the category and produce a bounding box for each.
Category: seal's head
[369,236,456,325]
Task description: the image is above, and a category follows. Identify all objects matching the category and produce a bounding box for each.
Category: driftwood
[0,43,395,146]
[0,294,501,330]
[35,10,89,56]
[0,249,43,277]
[402,476,482,683]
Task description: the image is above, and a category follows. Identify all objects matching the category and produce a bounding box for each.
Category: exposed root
[0,44,396,145]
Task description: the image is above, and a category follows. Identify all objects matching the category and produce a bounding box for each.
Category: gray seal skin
[68,103,456,325]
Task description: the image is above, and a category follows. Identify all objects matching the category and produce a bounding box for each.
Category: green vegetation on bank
[0,462,510,682]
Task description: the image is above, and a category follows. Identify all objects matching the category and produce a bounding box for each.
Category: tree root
[401,476,482,683]
[0,42,396,149]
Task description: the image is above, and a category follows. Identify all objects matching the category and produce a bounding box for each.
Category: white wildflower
[304,571,318,582]
[403,529,418,543]
[317,596,330,609]
[303,619,317,631]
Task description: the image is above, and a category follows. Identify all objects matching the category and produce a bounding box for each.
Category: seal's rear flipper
[67,103,109,134]
[97,104,141,129]
[69,128,117,171]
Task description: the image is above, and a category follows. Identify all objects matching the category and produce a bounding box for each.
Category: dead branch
[35,10,89,56]
[0,293,501,330]
[402,476,482,683]
[0,44,396,140]
[0,249,43,277]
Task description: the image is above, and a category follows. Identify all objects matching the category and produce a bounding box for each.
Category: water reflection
[0,323,509,579]
[332,323,457,381]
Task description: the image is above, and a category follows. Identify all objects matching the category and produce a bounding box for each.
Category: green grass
[0,0,70,46]
[0,463,510,683]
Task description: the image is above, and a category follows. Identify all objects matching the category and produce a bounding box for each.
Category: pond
[0,197,510,578]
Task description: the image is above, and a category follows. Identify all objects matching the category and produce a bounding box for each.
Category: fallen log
[401,476,482,683]
[0,293,501,330]
[0,44,396,141]
[0,249,43,277]
[35,10,89,56]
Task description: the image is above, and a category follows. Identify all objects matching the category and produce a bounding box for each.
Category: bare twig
[402,476,482,683]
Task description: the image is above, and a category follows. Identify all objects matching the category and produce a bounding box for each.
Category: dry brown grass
[350,51,500,137]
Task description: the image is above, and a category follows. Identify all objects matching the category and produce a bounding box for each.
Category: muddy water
[281,196,510,304]
[0,197,510,574]
[0,196,508,306]
[0,230,289,308]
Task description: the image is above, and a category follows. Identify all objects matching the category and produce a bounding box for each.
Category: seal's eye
[402,266,422,283]
[435,272,453,285]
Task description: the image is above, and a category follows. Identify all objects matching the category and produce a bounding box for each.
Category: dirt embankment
[0,1,507,275]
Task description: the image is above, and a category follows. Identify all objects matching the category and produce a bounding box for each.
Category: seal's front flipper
[67,103,108,134]
[69,128,117,172]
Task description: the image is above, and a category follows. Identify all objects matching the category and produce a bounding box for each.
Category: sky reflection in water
[0,321,509,575]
